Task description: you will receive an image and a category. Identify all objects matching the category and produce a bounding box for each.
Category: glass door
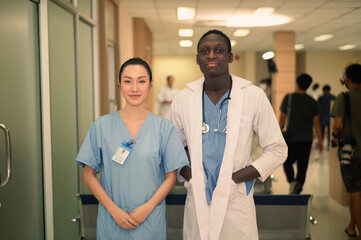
[0,0,44,239]
[48,0,96,238]
[48,1,79,239]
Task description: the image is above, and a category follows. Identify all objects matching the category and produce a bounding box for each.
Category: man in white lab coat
[157,75,178,119]
[169,30,288,240]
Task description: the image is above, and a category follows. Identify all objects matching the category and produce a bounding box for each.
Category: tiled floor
[270,141,356,240]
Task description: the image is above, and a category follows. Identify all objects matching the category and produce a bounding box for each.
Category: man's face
[196,34,233,77]
[167,77,174,87]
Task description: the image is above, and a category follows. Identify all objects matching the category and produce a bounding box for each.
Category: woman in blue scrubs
[76,58,188,239]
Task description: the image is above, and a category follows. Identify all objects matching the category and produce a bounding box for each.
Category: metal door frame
[39,1,54,239]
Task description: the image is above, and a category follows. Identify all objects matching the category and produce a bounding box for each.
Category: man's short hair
[197,29,231,54]
[345,63,361,84]
[322,84,331,92]
[166,75,173,82]
[296,73,313,90]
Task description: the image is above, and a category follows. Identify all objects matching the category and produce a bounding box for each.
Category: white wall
[118,3,134,64]
[304,51,361,97]
[230,51,257,82]
[152,55,201,115]
[118,2,134,108]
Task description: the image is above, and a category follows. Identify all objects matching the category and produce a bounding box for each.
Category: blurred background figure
[318,84,335,149]
[279,73,323,194]
[309,83,320,100]
[157,75,178,119]
[259,78,272,104]
[331,63,361,240]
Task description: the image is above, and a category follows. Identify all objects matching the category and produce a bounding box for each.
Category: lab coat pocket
[245,179,255,196]
[234,179,254,198]
[228,181,248,208]
[236,182,247,198]
[230,178,238,189]
[230,180,245,198]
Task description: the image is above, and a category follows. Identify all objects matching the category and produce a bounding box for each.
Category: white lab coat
[169,75,288,240]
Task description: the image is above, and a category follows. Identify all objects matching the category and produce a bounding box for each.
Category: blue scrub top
[76,111,188,240]
[202,91,229,205]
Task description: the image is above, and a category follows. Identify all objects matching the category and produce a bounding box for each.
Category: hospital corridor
[1,0,361,239]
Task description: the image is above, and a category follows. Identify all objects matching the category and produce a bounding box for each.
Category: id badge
[112,145,131,165]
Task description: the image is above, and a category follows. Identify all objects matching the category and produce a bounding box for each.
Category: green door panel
[0,0,44,239]
[48,1,79,239]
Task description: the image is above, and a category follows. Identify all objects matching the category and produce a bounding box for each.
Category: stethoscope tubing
[202,76,232,133]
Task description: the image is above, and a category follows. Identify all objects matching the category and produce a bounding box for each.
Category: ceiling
[122,0,361,55]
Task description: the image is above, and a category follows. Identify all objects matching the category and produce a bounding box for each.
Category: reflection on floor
[271,141,354,240]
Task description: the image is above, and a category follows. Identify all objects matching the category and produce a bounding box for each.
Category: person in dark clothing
[279,73,323,194]
[331,64,361,240]
[318,84,336,148]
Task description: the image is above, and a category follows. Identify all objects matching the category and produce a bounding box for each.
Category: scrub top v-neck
[119,112,148,142]
[76,111,188,240]
[202,90,229,205]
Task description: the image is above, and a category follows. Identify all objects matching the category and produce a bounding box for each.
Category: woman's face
[119,64,151,107]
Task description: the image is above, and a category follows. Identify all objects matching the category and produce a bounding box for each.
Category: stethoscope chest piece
[202,122,209,134]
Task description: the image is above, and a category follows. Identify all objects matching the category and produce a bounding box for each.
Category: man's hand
[180,165,192,182]
[232,165,260,184]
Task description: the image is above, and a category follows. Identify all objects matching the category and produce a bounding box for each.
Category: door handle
[0,123,12,188]
[71,216,80,223]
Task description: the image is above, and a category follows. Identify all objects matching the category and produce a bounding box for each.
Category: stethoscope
[202,77,232,134]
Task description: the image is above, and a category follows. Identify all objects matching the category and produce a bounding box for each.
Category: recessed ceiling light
[179,40,192,47]
[253,7,275,16]
[233,29,250,37]
[313,34,334,42]
[231,40,237,47]
[262,51,274,60]
[227,14,291,27]
[177,7,195,20]
[295,44,304,50]
[178,29,193,37]
[338,44,356,50]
